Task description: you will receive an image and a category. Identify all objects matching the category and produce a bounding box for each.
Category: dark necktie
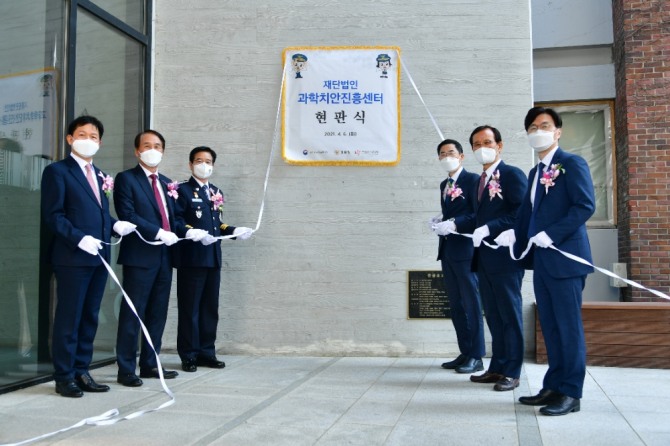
[150,174,170,231]
[477,172,487,202]
[444,178,454,201]
[528,162,545,237]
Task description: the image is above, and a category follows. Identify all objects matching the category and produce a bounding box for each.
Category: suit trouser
[477,264,524,379]
[116,250,172,374]
[176,266,221,361]
[52,264,108,382]
[440,257,485,359]
[534,266,586,399]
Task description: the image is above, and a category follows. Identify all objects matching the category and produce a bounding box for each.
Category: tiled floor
[1,355,669,445]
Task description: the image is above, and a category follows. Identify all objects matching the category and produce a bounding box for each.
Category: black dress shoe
[540,395,580,416]
[455,358,484,374]
[441,354,467,369]
[470,371,505,383]
[76,373,110,392]
[117,373,143,387]
[55,380,83,398]
[196,356,226,369]
[139,368,179,379]
[494,377,520,392]
[182,359,197,372]
[519,388,561,406]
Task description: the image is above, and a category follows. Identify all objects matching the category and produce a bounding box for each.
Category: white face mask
[473,147,497,165]
[139,148,163,167]
[193,162,213,179]
[72,139,99,158]
[440,156,460,173]
[527,130,556,152]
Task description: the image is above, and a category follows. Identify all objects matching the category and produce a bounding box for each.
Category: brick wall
[613,0,670,301]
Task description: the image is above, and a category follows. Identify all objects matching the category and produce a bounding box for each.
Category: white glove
[429,214,443,231]
[494,229,516,247]
[472,225,490,248]
[186,228,208,242]
[530,231,553,248]
[201,234,218,246]
[113,220,136,236]
[233,227,253,240]
[157,229,179,246]
[433,220,456,236]
[78,235,102,256]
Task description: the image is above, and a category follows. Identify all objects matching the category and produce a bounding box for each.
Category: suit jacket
[472,160,527,274]
[514,147,595,278]
[114,165,176,267]
[173,177,236,268]
[41,156,116,266]
[436,169,478,262]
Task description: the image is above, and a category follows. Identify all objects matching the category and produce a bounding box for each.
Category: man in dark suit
[468,125,527,392]
[114,130,180,387]
[430,139,485,374]
[173,146,253,372]
[497,107,595,415]
[41,115,136,397]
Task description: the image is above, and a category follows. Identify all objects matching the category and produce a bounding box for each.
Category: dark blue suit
[436,169,484,360]
[514,148,595,399]
[41,155,117,382]
[114,165,176,375]
[472,161,527,379]
[173,177,236,362]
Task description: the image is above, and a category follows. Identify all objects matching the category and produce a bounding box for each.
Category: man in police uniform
[173,146,253,372]
[292,53,308,78]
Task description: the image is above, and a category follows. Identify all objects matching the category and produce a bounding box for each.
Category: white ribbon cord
[2,61,288,446]
[253,60,289,233]
[444,228,670,301]
[399,56,444,141]
[546,245,670,301]
[91,253,176,426]
[1,410,119,446]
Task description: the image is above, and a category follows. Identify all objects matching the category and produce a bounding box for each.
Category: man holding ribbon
[468,125,527,392]
[41,115,136,397]
[114,130,180,387]
[496,107,595,416]
[430,139,485,374]
[173,146,252,372]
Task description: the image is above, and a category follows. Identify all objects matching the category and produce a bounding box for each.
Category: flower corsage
[211,191,225,212]
[487,170,502,200]
[444,183,464,201]
[97,172,114,197]
[540,163,565,193]
[166,181,179,199]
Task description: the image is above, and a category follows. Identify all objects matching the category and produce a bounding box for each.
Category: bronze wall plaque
[408,270,450,319]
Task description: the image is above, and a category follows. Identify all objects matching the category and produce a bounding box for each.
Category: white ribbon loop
[4,60,286,446]
[444,228,670,301]
[92,253,176,426]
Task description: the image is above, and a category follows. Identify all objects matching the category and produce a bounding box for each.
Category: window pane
[0,0,64,390]
[90,0,145,32]
[555,104,614,226]
[74,9,145,357]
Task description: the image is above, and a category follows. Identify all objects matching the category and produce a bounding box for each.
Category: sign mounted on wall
[0,68,58,159]
[281,46,401,166]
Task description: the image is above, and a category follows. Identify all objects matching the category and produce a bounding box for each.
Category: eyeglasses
[527,122,555,132]
[439,151,460,159]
